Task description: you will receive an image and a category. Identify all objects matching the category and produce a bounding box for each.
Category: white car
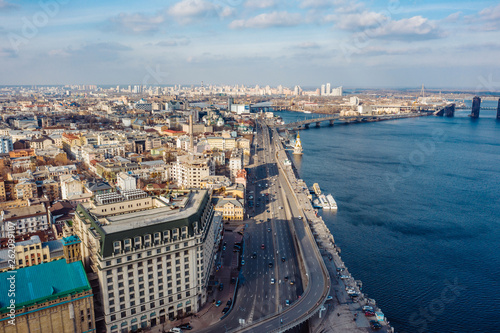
[271,278,275,284]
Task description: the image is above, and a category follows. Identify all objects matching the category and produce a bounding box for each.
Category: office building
[73,189,222,332]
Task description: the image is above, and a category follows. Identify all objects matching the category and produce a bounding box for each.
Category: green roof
[0,259,91,314]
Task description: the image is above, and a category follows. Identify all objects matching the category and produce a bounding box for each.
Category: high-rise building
[471,96,481,118]
[74,189,222,333]
[326,83,331,96]
[321,85,326,96]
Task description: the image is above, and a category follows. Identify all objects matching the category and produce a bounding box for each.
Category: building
[41,179,60,202]
[13,179,37,200]
[229,150,243,181]
[171,154,214,189]
[60,174,83,200]
[0,136,13,154]
[214,198,244,221]
[116,172,137,191]
[0,204,49,238]
[0,234,79,271]
[73,190,222,332]
[0,259,95,333]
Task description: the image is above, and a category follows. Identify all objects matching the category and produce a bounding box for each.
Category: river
[277,101,500,333]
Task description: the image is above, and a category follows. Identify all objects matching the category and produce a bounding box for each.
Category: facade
[73,190,222,333]
[0,204,49,238]
[229,150,243,181]
[41,179,60,202]
[13,179,37,200]
[171,154,214,189]
[0,259,94,333]
[0,136,13,154]
[61,174,84,200]
[116,172,137,191]
[214,198,244,221]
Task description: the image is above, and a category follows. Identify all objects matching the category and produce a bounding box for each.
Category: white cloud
[168,0,233,23]
[156,38,191,47]
[478,3,500,30]
[0,0,17,10]
[329,10,387,30]
[296,42,320,49]
[369,16,444,40]
[244,0,277,9]
[229,11,301,29]
[109,12,166,33]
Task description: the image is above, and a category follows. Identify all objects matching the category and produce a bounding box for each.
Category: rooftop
[0,259,91,313]
[1,204,47,221]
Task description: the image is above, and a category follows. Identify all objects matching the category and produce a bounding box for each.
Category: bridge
[274,113,426,131]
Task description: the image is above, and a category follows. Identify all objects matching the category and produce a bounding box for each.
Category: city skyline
[1,0,500,88]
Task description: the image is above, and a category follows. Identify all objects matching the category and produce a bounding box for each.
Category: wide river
[277,101,500,333]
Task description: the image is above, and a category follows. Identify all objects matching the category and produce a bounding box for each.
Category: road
[197,120,330,333]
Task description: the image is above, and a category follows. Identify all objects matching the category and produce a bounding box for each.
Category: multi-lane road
[198,120,329,333]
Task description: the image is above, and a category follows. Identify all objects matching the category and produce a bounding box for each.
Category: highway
[198,120,330,333]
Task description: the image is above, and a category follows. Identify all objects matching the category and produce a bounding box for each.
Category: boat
[312,183,321,196]
[325,194,338,211]
[303,111,312,114]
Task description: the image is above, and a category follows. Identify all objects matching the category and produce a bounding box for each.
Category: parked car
[285,300,290,306]
[215,300,222,307]
[179,324,193,330]
[219,283,224,291]
[241,260,245,266]
[222,306,230,314]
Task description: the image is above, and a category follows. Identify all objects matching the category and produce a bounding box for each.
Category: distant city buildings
[320,83,343,97]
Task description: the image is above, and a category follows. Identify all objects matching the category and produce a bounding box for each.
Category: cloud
[354,46,430,56]
[109,12,166,34]
[0,47,17,58]
[443,11,461,23]
[244,0,277,9]
[156,38,191,47]
[368,16,445,40]
[0,0,18,10]
[48,42,132,61]
[478,3,500,30]
[328,10,387,30]
[295,42,320,49]
[229,11,301,29]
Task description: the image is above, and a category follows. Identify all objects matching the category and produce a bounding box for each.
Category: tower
[293,132,303,155]
[470,96,481,118]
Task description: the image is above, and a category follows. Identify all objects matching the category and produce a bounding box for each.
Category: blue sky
[1,0,500,89]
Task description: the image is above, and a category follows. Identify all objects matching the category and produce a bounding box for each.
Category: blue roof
[61,235,81,246]
[0,260,91,313]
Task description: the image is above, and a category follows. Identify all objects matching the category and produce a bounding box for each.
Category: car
[298,216,302,220]
[365,311,375,317]
[281,257,286,262]
[226,299,232,307]
[222,306,230,314]
[271,278,275,284]
[268,262,273,268]
[284,276,288,281]
[219,283,224,291]
[169,328,182,333]
[279,206,283,209]
[251,252,257,259]
[363,306,374,312]
[230,277,236,284]
[326,295,333,301]
[267,210,270,213]
[222,246,226,251]
[179,324,193,330]
[261,244,265,249]
[290,280,294,285]
[267,228,271,232]
[241,260,245,266]
[215,300,222,307]
[370,320,383,330]
[285,299,290,306]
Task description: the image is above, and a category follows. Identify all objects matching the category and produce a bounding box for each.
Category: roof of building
[1,204,47,221]
[215,198,243,208]
[76,190,210,258]
[0,259,91,313]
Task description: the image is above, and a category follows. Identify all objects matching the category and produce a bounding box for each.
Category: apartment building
[171,154,214,189]
[0,204,49,238]
[73,189,222,332]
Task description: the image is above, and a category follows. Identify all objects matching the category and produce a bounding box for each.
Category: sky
[1,0,500,89]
